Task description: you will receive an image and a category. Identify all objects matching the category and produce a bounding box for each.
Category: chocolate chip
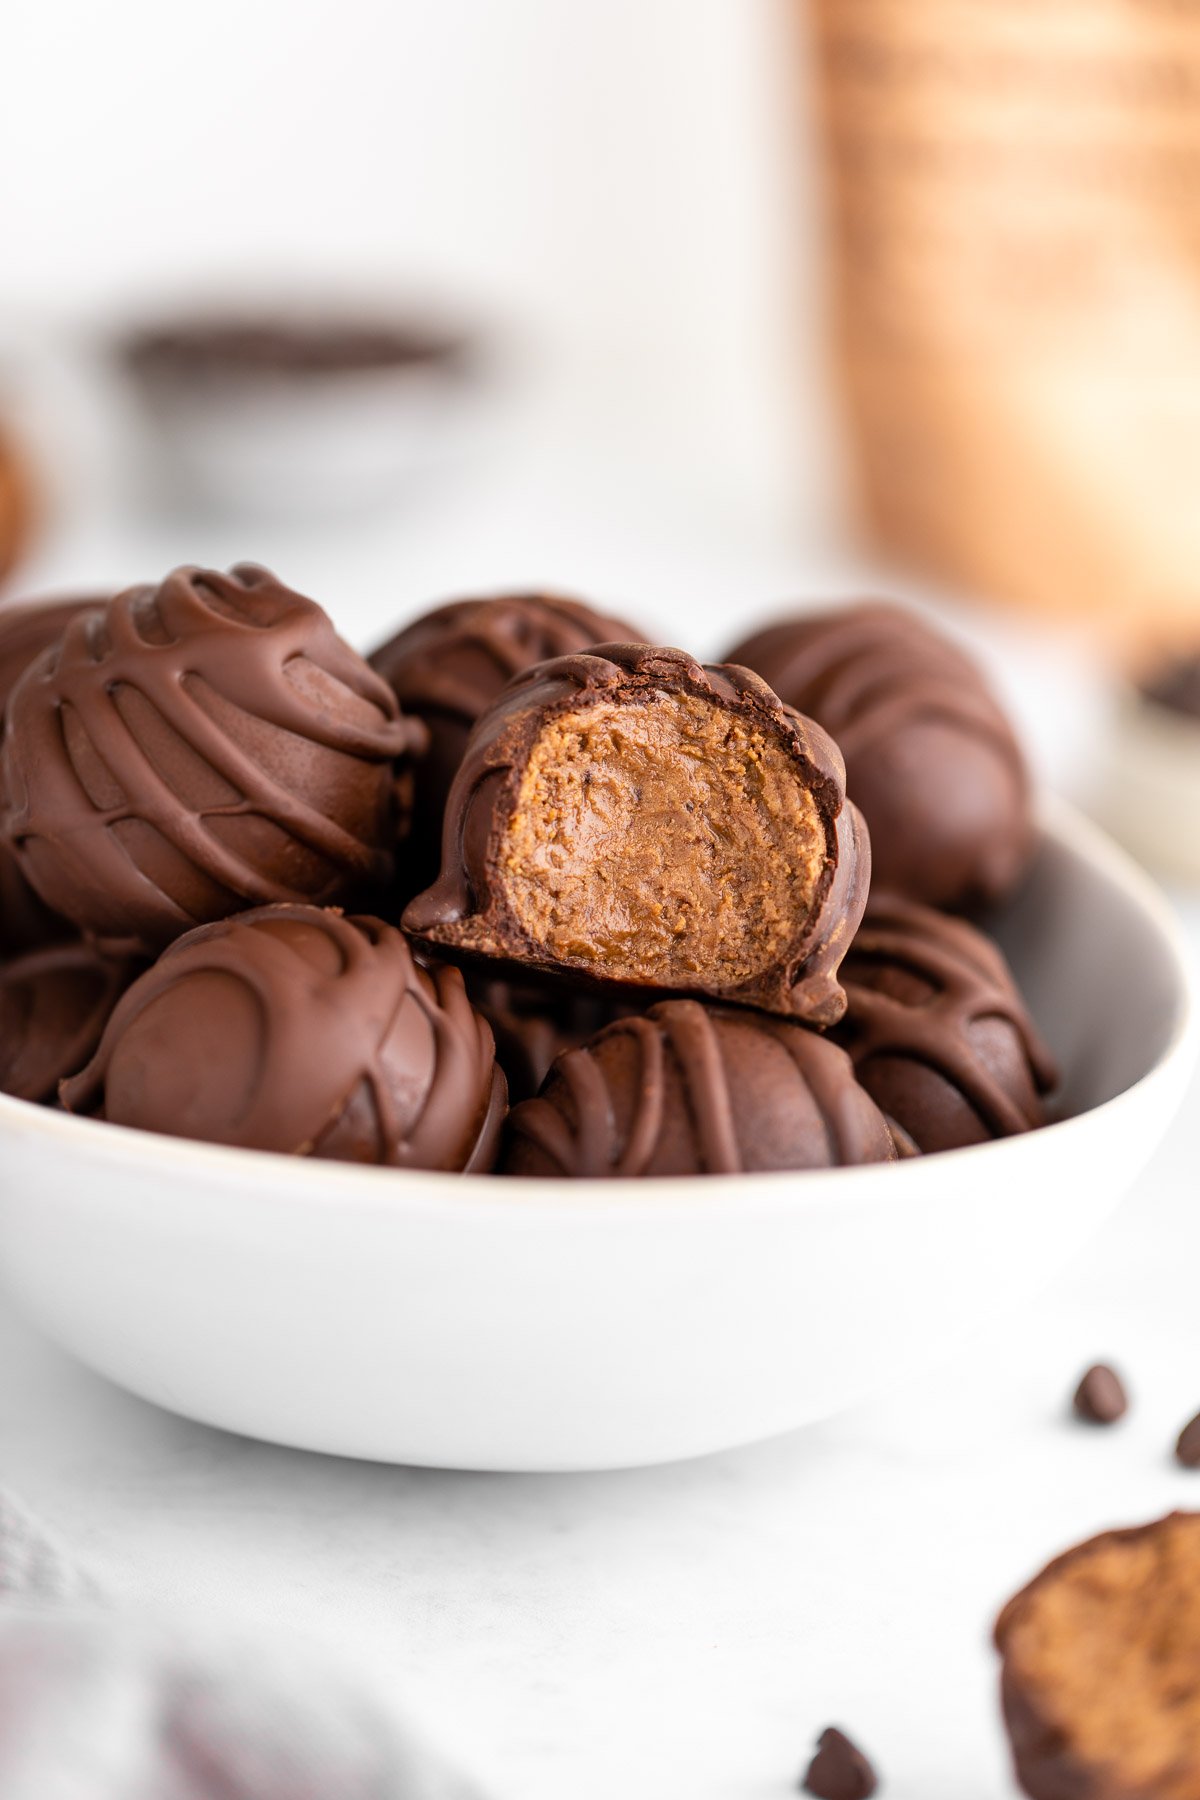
[801,1726,878,1799]
[1176,1411,1200,1468]
[1073,1364,1128,1425]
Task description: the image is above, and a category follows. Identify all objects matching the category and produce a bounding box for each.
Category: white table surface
[3,432,1198,1800]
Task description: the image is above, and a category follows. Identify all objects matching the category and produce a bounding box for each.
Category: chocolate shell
[370,592,646,887]
[62,906,505,1170]
[834,895,1056,1153]
[404,642,869,1026]
[0,565,426,954]
[727,602,1033,912]
[503,999,899,1177]
[0,942,135,1104]
[995,1512,1200,1800]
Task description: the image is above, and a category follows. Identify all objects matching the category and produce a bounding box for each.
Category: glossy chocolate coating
[0,565,426,954]
[0,594,108,954]
[835,894,1056,1153]
[466,970,631,1105]
[370,593,646,888]
[62,906,505,1170]
[0,942,135,1104]
[503,999,898,1177]
[727,602,1033,912]
[404,642,869,1026]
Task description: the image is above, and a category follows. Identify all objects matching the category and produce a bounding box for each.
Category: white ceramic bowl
[0,797,1193,1472]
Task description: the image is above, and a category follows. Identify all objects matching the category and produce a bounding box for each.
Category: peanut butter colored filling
[498,693,825,985]
[1004,1516,1200,1794]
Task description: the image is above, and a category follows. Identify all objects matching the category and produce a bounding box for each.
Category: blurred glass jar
[807,0,1200,656]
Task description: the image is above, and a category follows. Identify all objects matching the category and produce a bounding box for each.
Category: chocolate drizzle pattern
[370,591,646,728]
[836,894,1056,1149]
[62,906,506,1170]
[504,998,899,1178]
[0,566,425,952]
[0,941,136,1103]
[404,642,869,1026]
[727,602,1033,910]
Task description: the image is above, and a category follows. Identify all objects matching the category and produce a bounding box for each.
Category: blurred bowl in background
[1098,663,1200,886]
[115,304,487,520]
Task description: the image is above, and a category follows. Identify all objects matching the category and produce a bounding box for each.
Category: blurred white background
[3,0,832,540]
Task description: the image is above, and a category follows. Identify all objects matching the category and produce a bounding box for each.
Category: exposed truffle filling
[498,693,826,986]
[1003,1517,1200,1794]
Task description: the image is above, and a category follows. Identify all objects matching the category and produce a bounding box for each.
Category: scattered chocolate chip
[1175,1411,1200,1468]
[801,1726,878,1799]
[1073,1364,1129,1426]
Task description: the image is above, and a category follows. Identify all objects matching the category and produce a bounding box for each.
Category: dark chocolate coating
[503,999,898,1178]
[404,642,869,1026]
[466,970,631,1106]
[370,593,646,888]
[0,942,135,1104]
[727,602,1033,911]
[62,906,505,1170]
[834,894,1056,1153]
[0,594,107,955]
[0,565,426,954]
[995,1513,1200,1800]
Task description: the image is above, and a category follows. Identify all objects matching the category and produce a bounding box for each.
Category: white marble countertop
[3,438,1197,1800]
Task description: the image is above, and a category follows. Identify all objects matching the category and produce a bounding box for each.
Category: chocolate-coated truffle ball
[62,906,505,1169]
[0,565,426,953]
[0,593,108,955]
[0,942,135,1104]
[370,592,646,886]
[834,895,1056,1153]
[405,643,869,1027]
[503,999,899,1178]
[727,602,1033,912]
[466,970,630,1105]
[995,1512,1200,1800]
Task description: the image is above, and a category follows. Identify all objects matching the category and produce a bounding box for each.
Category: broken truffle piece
[369,592,646,887]
[834,895,1056,1154]
[404,642,869,1026]
[61,906,505,1170]
[1073,1365,1129,1426]
[503,999,898,1178]
[727,602,1033,912]
[801,1727,878,1800]
[466,969,632,1106]
[995,1512,1200,1800]
[0,942,136,1104]
[0,565,426,954]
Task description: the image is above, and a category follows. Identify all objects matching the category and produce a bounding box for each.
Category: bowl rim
[1,793,1194,1222]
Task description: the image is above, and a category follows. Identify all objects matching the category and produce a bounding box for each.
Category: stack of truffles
[0,566,1056,1176]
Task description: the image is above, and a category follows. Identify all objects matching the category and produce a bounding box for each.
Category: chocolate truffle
[370,592,646,885]
[0,594,107,955]
[995,1512,1200,1800]
[503,999,898,1178]
[0,565,426,953]
[835,895,1056,1154]
[727,602,1033,912]
[466,970,629,1105]
[404,643,869,1026]
[0,942,135,1104]
[62,906,505,1170]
